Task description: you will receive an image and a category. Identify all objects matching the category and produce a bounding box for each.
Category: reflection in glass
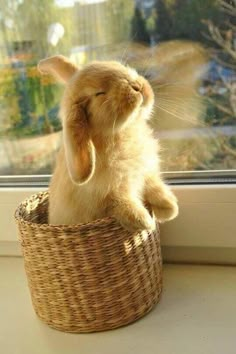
[0,0,235,175]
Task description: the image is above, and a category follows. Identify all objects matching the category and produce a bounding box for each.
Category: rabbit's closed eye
[95,92,106,96]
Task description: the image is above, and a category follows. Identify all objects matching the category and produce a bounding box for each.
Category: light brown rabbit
[38,55,178,231]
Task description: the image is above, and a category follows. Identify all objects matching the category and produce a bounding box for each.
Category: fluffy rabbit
[38,55,178,231]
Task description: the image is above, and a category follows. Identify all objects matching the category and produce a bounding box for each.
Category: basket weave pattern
[15,191,162,333]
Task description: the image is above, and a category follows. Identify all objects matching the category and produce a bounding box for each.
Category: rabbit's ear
[38,55,78,83]
[63,101,96,185]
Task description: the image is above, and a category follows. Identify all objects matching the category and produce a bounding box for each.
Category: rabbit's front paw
[118,206,156,232]
[152,197,178,223]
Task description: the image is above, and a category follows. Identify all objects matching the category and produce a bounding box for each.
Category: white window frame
[1,175,236,264]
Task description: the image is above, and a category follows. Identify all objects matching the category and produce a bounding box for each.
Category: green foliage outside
[0,0,134,139]
[131,7,150,44]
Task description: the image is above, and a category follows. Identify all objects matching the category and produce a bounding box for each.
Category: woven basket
[15,191,162,333]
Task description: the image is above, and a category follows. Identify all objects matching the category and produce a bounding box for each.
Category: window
[0,0,235,179]
[0,1,236,263]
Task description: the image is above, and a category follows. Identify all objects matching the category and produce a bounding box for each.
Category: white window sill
[1,184,236,264]
[1,257,236,354]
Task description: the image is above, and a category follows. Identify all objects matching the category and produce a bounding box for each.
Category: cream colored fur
[38,56,178,231]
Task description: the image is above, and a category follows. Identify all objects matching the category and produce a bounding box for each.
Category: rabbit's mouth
[126,90,143,111]
[128,81,153,109]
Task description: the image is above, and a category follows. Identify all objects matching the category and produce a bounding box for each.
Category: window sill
[1,184,236,264]
[1,258,236,354]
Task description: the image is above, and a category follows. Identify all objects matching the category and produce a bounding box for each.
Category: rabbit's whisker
[154,103,200,125]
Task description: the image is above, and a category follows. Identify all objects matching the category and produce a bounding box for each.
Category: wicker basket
[15,191,162,333]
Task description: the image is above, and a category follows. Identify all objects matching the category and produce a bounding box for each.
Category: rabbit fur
[38,56,178,231]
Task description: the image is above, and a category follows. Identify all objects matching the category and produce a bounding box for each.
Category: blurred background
[0,0,235,175]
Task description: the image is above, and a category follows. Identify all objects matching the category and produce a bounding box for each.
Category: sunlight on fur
[83,40,210,172]
[38,55,178,231]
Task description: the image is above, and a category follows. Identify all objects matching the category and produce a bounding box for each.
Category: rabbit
[38,55,178,231]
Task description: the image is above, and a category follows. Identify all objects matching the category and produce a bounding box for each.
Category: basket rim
[14,190,127,232]
[14,190,158,235]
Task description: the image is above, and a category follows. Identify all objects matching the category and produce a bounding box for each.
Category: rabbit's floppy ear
[63,100,96,185]
[38,55,78,83]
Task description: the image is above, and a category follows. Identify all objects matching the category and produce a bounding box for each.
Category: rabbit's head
[38,56,154,184]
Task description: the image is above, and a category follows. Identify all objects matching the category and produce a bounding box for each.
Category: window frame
[1,170,236,187]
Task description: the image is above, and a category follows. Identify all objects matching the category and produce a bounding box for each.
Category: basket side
[15,191,163,333]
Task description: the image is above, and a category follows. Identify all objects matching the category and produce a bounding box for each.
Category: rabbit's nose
[131,82,141,92]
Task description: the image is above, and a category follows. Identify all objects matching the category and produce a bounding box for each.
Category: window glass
[0,0,235,175]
